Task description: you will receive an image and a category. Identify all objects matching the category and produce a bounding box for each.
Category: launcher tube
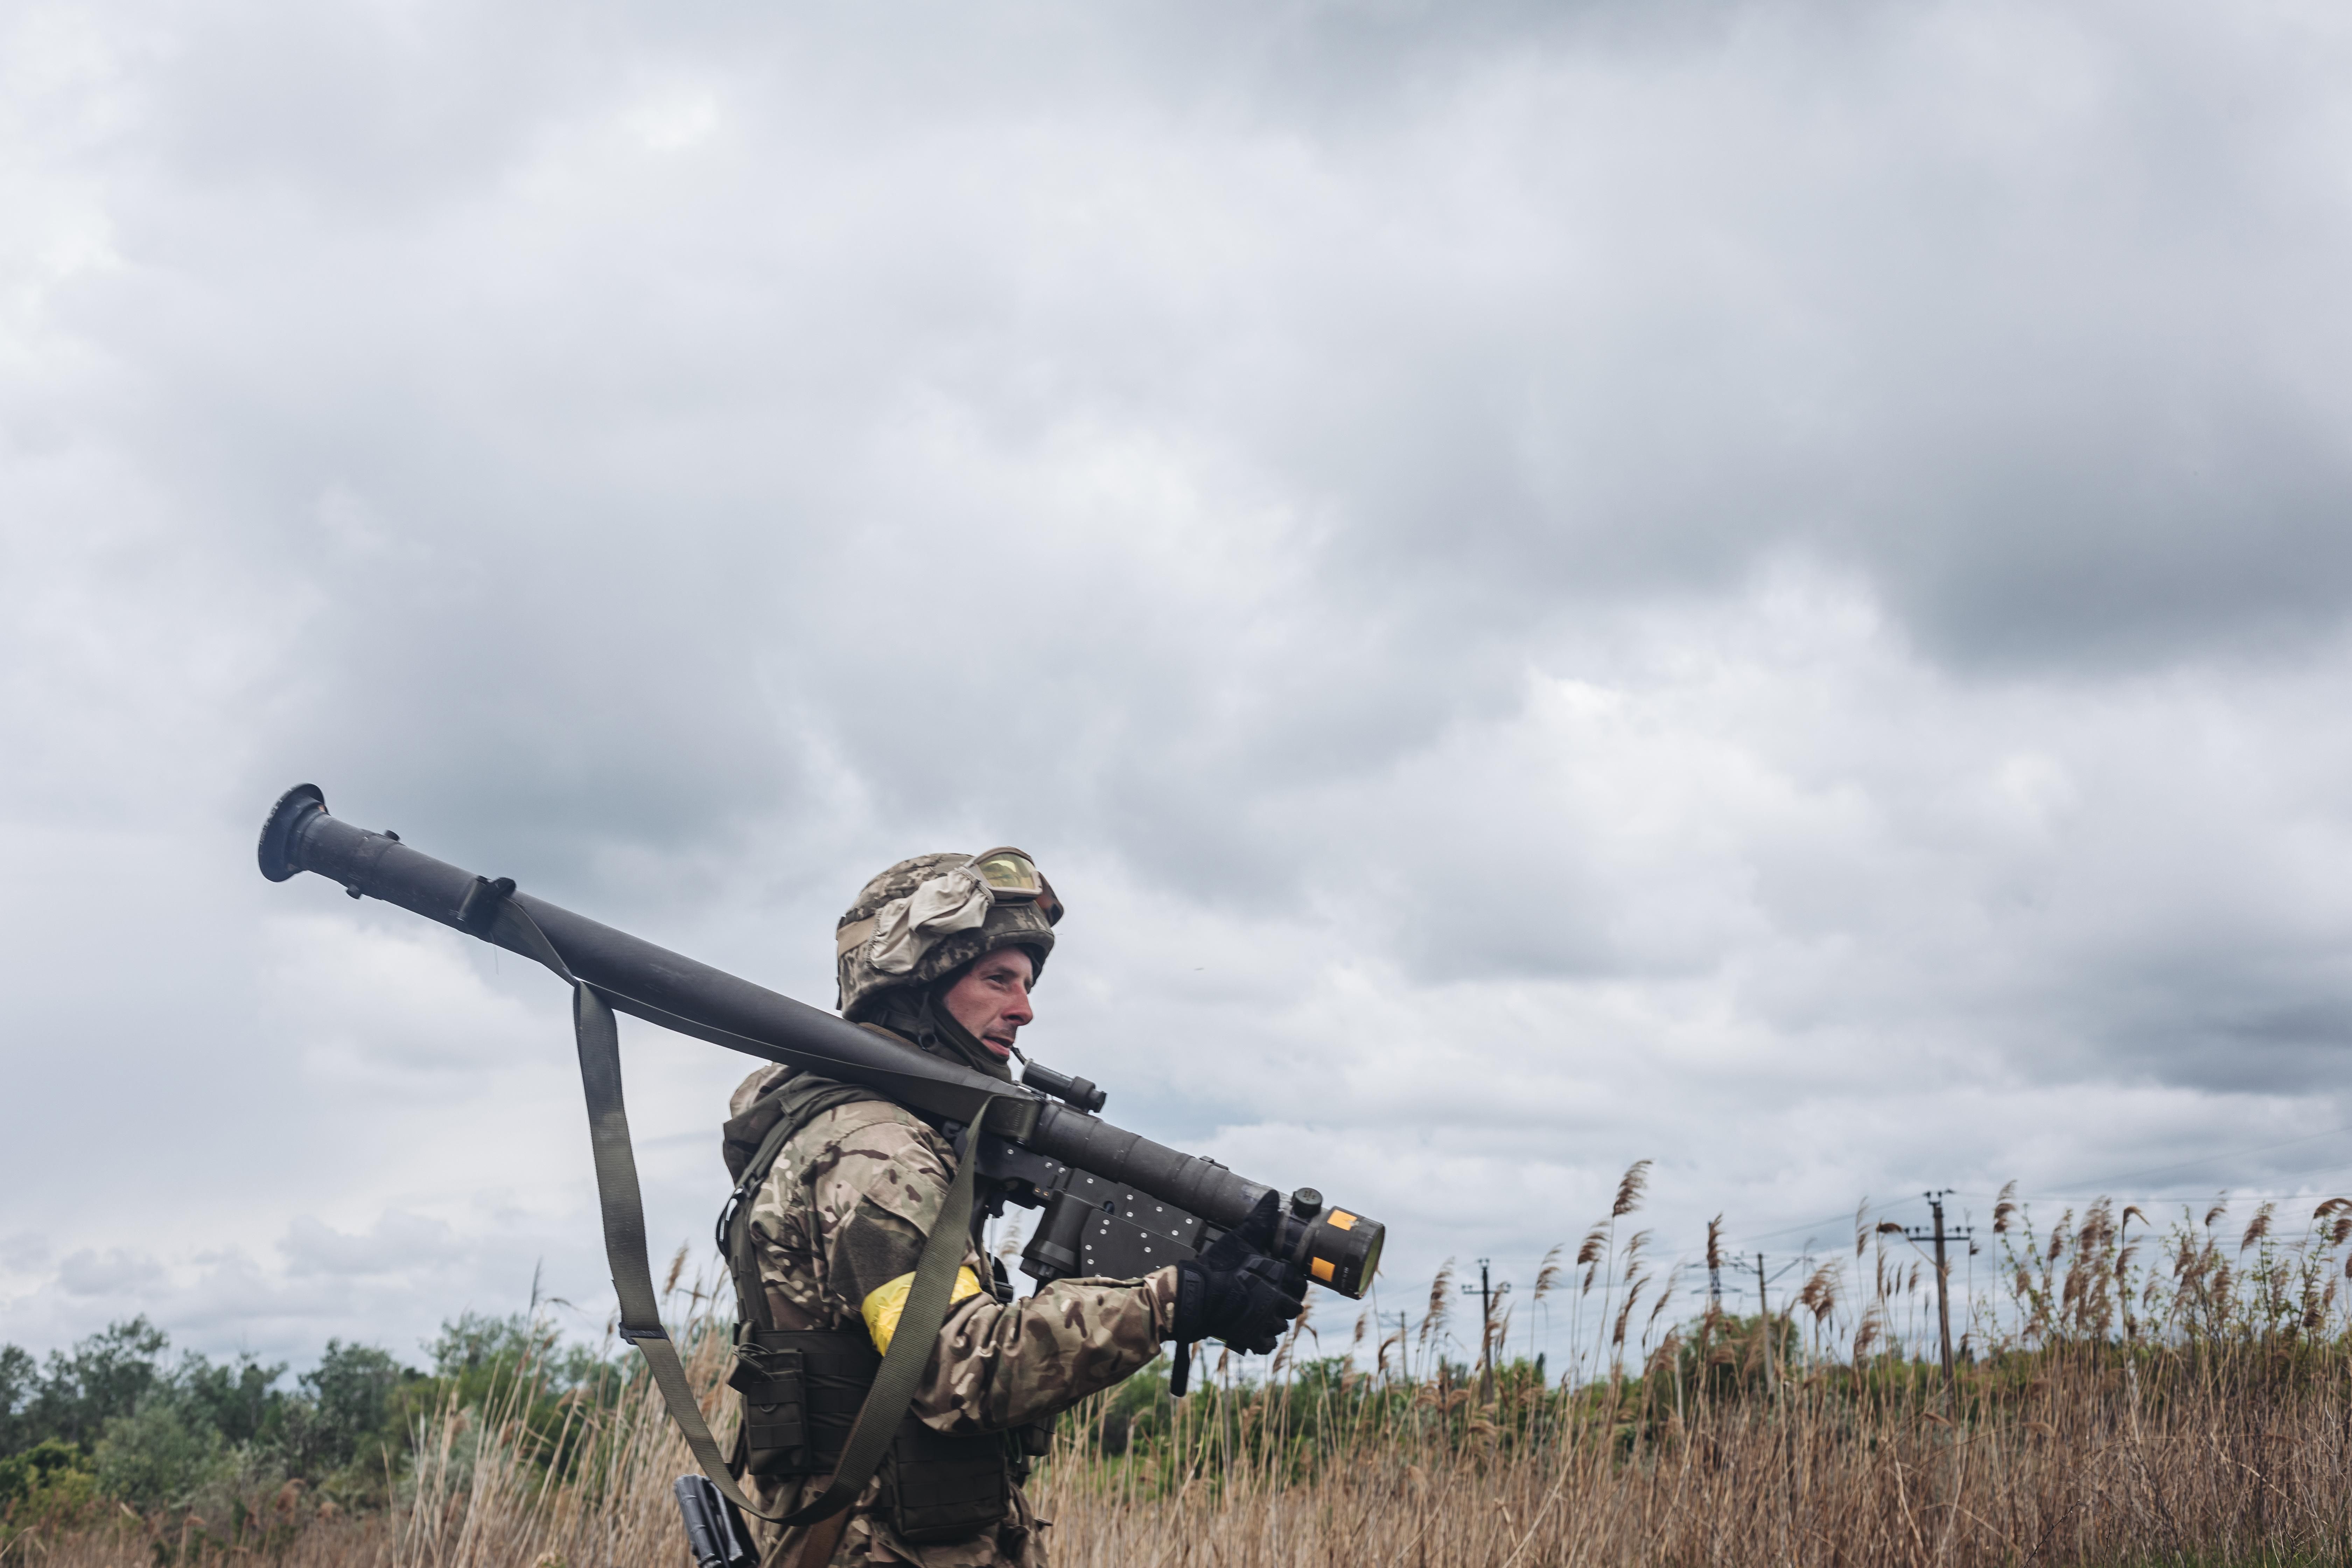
[256,785,1288,1236]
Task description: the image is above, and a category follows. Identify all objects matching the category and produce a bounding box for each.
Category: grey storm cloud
[7,0,2352,1367]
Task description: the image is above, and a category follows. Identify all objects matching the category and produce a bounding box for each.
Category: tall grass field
[9,1168,2352,1568]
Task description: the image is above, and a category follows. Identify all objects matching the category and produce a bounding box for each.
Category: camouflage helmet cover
[835,852,1057,1022]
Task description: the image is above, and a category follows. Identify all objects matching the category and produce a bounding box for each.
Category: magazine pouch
[732,1329,879,1479]
[880,1420,1011,1543]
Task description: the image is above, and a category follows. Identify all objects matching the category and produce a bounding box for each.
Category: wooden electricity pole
[1903,1190,1974,1381]
[1461,1259,1513,1399]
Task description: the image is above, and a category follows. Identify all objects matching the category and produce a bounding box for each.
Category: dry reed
[17,1171,2352,1568]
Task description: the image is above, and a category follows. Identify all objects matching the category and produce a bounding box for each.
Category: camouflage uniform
[723,1057,1178,1568]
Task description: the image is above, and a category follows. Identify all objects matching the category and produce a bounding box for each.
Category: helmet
[834,850,1060,1023]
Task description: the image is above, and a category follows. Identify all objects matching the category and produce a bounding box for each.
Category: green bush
[1,1311,613,1520]
[92,1401,232,1510]
[0,1437,98,1529]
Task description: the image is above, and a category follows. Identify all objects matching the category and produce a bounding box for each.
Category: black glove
[1172,1191,1308,1354]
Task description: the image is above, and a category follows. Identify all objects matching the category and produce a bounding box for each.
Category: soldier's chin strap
[490,896,1000,1536]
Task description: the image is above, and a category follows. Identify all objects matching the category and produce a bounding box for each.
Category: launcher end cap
[258,783,328,882]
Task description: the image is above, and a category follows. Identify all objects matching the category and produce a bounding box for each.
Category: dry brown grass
[1043,1343,2352,1568]
[16,1173,2352,1568]
[22,1337,2350,1568]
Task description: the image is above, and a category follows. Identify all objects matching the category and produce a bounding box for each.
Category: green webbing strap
[491,896,999,1536]
[771,1087,996,1531]
[726,1112,806,1334]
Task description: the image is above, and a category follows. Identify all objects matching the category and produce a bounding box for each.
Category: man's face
[939,947,1035,1061]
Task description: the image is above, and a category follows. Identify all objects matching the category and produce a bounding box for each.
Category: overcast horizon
[8,0,2352,1376]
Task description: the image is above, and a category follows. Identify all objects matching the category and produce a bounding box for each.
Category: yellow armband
[861,1266,986,1355]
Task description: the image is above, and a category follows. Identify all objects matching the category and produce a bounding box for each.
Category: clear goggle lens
[971,847,1062,926]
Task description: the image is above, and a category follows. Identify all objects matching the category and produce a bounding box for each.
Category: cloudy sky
[7,0,2352,1376]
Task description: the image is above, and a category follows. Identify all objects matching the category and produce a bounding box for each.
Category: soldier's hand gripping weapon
[257,787,1386,1508]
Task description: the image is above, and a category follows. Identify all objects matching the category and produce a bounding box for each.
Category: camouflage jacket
[723,1061,1179,1568]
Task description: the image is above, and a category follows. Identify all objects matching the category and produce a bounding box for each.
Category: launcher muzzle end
[258,783,328,882]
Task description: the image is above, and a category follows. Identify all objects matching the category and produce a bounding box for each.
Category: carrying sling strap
[489,895,1002,1532]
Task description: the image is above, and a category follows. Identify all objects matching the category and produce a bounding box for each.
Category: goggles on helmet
[969,847,1063,926]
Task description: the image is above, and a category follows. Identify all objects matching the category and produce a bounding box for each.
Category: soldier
[719,849,1307,1568]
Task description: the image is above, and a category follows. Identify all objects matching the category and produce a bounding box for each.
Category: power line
[1723,1197,1907,1250]
[1709,1130,2352,1257]
[1953,1161,2352,1208]
[1961,1125,2352,1200]
[1469,1143,2352,1370]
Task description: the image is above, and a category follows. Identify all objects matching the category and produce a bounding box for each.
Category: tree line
[0,1311,617,1528]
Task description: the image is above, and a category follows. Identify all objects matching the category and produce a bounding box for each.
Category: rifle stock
[673,1476,757,1568]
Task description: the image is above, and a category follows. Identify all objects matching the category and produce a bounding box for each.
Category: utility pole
[1754,1253,1776,1390]
[1903,1190,1974,1381]
[1460,1259,1513,1399]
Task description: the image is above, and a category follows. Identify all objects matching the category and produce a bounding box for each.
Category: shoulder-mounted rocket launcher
[256,784,1385,1305]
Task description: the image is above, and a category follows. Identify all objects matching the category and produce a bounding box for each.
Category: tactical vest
[719,1074,1047,1545]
